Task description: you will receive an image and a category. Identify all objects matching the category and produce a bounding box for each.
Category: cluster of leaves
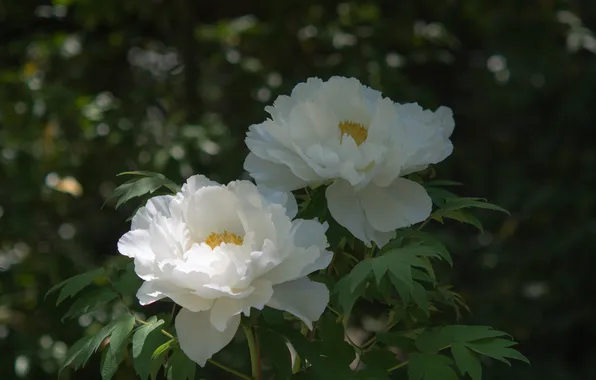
[46,174,528,379]
[46,263,196,380]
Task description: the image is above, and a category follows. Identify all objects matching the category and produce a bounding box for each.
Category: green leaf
[109,314,136,356]
[117,171,180,193]
[465,338,530,365]
[446,325,510,342]
[360,348,401,370]
[433,209,484,232]
[318,311,344,343]
[166,349,197,380]
[334,276,367,316]
[151,339,174,360]
[60,334,95,373]
[46,267,106,305]
[61,318,122,373]
[112,263,142,297]
[376,331,418,352]
[132,319,168,380]
[348,260,373,292]
[61,288,119,321]
[272,325,354,379]
[258,328,292,380]
[411,282,429,316]
[112,172,178,209]
[426,187,460,208]
[396,230,453,266]
[408,353,458,380]
[451,343,482,380]
[441,197,509,214]
[150,352,167,380]
[101,345,125,380]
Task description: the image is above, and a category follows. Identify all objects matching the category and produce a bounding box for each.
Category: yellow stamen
[338,120,368,146]
[204,231,244,249]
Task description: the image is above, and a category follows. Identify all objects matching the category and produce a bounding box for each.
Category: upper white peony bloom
[118,175,332,366]
[244,76,455,247]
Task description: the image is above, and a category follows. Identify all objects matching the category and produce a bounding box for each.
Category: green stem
[135,318,175,339]
[208,359,253,380]
[387,360,408,372]
[417,217,431,231]
[242,322,260,380]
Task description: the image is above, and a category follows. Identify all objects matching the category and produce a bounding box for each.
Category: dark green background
[1,0,595,379]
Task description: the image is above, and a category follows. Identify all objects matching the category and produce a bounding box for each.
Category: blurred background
[1,0,595,379]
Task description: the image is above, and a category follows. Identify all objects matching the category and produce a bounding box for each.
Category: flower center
[338,120,368,146]
[204,231,244,249]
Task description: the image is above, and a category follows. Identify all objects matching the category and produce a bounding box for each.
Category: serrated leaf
[60,334,95,373]
[109,314,136,356]
[61,288,119,321]
[62,318,121,373]
[101,344,125,380]
[117,171,179,193]
[46,267,106,305]
[112,174,178,209]
[451,343,482,380]
[166,349,197,380]
[408,353,458,380]
[465,338,530,365]
[434,209,484,232]
[132,319,167,380]
[258,328,292,380]
[396,230,452,266]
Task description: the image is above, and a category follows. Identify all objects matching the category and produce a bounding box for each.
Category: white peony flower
[244,76,454,247]
[118,175,332,366]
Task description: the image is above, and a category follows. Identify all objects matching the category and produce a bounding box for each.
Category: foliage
[1,0,595,379]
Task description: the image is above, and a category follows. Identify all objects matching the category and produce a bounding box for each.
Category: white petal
[244,153,308,191]
[325,180,370,244]
[258,185,298,219]
[325,180,396,247]
[267,277,329,329]
[175,308,240,367]
[137,280,214,312]
[299,250,333,277]
[209,280,273,331]
[136,281,167,305]
[117,229,152,259]
[360,178,432,232]
[131,195,174,230]
[181,174,220,196]
[185,187,244,241]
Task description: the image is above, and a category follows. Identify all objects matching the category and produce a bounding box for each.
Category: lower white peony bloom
[244,76,454,247]
[118,175,332,366]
